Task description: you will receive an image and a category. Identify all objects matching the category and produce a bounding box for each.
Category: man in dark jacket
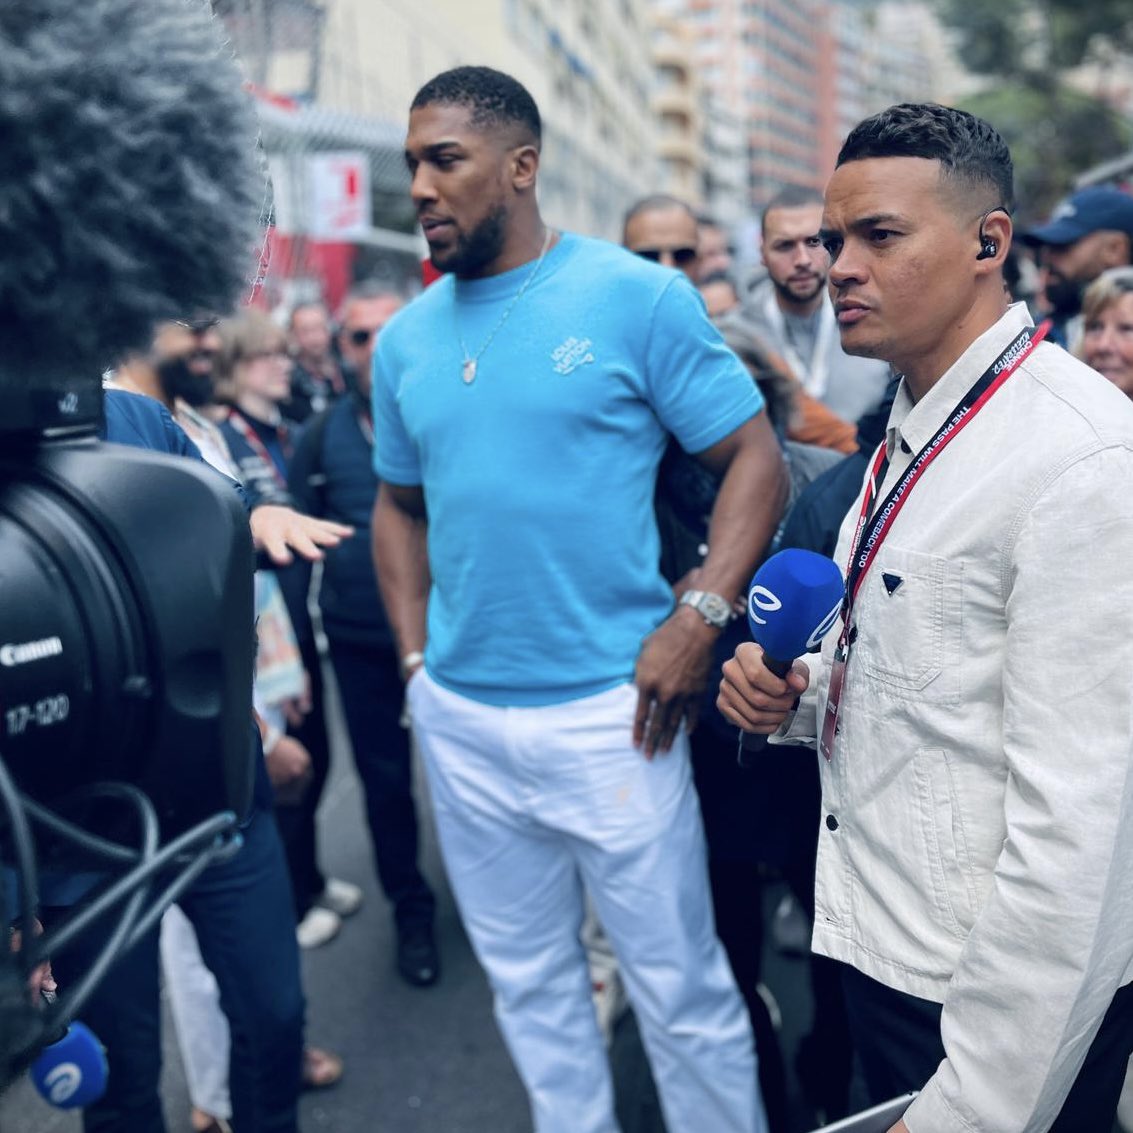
[68,389,308,1132]
[289,291,440,988]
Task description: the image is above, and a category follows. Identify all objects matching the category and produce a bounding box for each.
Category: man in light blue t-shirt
[372,65,786,1133]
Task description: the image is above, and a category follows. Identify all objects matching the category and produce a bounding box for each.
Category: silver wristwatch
[678,589,732,629]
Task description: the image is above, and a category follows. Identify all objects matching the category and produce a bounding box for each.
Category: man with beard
[0,0,355,1123]
[1022,185,1133,353]
[120,312,358,947]
[746,185,890,428]
[372,65,786,1133]
[719,103,1133,1133]
[110,316,353,1125]
[114,316,352,564]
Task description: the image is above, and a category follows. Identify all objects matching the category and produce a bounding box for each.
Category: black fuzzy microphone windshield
[0,0,264,395]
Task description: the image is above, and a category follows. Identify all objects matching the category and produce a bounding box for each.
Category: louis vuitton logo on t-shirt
[551,337,595,375]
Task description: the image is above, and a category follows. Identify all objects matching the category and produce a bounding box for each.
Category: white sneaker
[316,878,363,918]
[296,905,341,949]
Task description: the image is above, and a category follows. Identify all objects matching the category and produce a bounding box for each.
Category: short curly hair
[0,0,263,384]
[411,66,541,147]
[837,103,1013,213]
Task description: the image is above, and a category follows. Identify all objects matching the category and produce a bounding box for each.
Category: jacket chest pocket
[853,547,962,704]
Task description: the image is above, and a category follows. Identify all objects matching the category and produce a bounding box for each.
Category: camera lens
[0,442,256,834]
[0,468,152,804]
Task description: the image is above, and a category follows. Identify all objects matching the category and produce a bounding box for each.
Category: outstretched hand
[250,505,354,565]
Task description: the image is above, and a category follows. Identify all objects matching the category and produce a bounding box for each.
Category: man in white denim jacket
[719,103,1133,1133]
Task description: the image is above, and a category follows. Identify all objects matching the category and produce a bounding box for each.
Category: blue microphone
[746,549,845,677]
[30,1022,108,1109]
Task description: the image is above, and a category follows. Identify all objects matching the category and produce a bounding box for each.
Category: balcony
[653,86,697,122]
[657,134,704,169]
[653,38,692,71]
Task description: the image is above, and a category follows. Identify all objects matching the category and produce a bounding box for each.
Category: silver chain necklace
[456,226,554,385]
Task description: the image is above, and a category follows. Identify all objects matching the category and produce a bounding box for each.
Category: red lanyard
[226,408,290,489]
[839,321,1049,653]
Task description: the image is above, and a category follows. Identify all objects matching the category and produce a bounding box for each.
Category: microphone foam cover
[30,1022,108,1109]
[747,548,845,662]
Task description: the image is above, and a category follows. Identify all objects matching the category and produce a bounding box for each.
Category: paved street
[2,668,822,1133]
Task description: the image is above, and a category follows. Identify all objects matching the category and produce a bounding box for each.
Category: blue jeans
[47,807,305,1133]
[275,635,332,921]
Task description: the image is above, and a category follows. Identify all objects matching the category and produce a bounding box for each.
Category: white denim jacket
[777,305,1133,1132]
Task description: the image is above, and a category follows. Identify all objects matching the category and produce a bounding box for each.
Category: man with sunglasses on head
[622,193,701,280]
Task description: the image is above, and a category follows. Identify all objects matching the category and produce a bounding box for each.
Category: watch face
[700,593,731,625]
[683,590,730,626]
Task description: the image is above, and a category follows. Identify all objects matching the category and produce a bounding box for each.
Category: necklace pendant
[462,358,477,384]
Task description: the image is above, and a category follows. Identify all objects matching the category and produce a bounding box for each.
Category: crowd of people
[7,6,1133,1130]
[100,285,449,1131]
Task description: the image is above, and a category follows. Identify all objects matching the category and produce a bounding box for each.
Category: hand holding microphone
[717,549,844,736]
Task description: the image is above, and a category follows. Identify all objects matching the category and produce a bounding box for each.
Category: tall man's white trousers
[408,672,766,1133]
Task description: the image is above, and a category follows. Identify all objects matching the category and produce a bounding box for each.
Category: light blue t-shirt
[372,232,763,706]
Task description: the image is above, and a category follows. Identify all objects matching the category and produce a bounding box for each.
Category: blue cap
[1023,186,1133,247]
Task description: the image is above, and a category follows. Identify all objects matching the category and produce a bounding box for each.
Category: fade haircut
[761,185,824,236]
[411,66,541,148]
[837,103,1014,214]
[623,194,696,239]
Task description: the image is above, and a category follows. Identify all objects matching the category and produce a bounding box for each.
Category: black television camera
[0,0,265,1087]
[0,375,257,1086]
[1,391,255,833]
